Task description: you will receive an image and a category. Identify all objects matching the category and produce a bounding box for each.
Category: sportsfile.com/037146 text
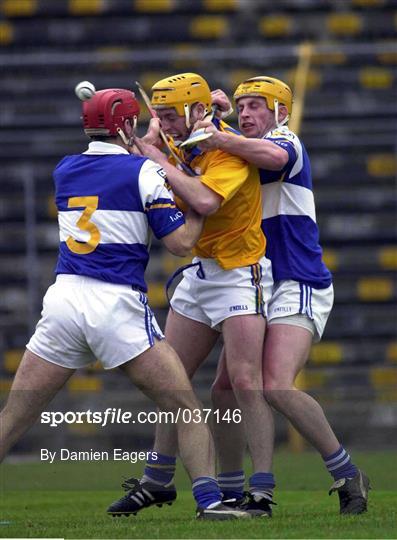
[40,408,242,428]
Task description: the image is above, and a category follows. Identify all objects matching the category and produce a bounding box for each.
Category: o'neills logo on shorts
[229,305,249,312]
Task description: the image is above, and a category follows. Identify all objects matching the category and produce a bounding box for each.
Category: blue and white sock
[218,470,245,501]
[141,452,176,486]
[192,477,222,509]
[249,472,275,500]
[323,445,358,481]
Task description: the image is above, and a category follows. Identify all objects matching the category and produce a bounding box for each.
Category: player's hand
[141,117,163,148]
[211,89,233,119]
[191,120,220,151]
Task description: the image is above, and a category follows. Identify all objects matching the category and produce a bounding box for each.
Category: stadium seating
[0,0,396,451]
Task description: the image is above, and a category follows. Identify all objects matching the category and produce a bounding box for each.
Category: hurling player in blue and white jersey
[194,77,369,516]
[0,87,250,520]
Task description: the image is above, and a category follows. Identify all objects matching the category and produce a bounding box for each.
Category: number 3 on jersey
[66,196,100,255]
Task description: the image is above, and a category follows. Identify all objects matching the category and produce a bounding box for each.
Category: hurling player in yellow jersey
[108,73,276,516]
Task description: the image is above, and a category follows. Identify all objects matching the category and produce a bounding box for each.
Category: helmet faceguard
[233,76,293,127]
[151,73,212,128]
[82,89,140,141]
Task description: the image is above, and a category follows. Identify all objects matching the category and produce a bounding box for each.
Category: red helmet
[82,89,140,137]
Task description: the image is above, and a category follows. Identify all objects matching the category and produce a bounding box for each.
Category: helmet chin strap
[274,99,289,127]
[184,103,190,129]
[117,127,135,147]
[184,101,209,130]
[116,128,130,145]
[117,116,138,147]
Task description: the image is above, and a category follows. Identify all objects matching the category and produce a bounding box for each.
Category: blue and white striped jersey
[54,141,185,291]
[259,127,332,289]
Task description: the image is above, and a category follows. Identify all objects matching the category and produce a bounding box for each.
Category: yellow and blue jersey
[171,120,266,270]
[54,141,184,291]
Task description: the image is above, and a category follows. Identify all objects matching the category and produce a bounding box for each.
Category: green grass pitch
[1,450,396,539]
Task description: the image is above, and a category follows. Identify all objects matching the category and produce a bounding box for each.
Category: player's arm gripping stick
[135,81,196,177]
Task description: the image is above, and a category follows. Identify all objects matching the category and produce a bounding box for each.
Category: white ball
[75,80,96,101]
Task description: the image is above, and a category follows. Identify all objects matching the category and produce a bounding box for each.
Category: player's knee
[229,371,261,392]
[263,377,292,406]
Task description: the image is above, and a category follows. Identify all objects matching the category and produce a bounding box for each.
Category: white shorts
[267,279,334,342]
[27,274,164,370]
[170,256,273,331]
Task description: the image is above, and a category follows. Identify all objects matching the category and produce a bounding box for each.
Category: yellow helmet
[233,76,293,115]
[151,73,212,127]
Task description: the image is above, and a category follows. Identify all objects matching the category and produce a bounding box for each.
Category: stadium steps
[1,65,395,98]
[1,4,396,46]
[322,246,397,273]
[2,0,397,18]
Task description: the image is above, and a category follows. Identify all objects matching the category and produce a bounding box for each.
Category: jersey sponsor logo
[229,304,249,312]
[170,211,183,222]
[269,127,296,141]
[156,168,167,179]
[273,140,289,149]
